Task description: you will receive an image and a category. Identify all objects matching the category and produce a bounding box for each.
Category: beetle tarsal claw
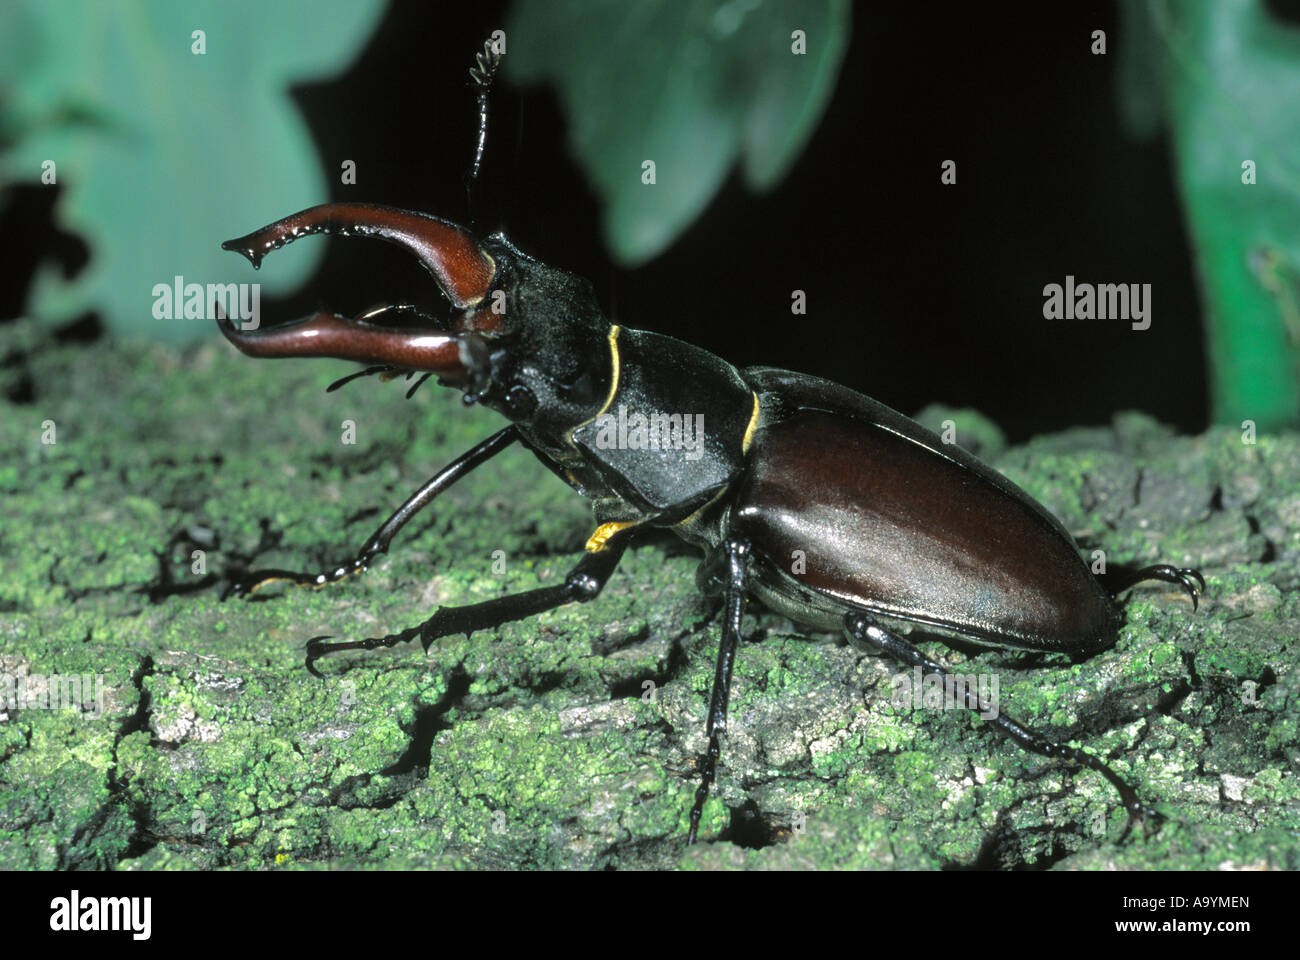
[304,636,334,679]
[1135,564,1207,610]
[303,625,426,677]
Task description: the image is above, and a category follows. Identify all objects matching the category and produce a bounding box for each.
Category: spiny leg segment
[305,528,633,677]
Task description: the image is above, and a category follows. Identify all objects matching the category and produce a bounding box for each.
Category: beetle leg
[1101,564,1206,611]
[303,527,634,677]
[844,611,1159,839]
[223,427,520,599]
[688,537,751,845]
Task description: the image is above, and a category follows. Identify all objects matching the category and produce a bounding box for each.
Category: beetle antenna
[466,35,502,217]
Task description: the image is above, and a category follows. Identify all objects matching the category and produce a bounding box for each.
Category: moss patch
[1,321,1297,869]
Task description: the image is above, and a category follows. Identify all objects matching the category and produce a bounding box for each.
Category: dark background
[2,2,1233,439]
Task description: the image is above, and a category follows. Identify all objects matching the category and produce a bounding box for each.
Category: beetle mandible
[214,45,1203,845]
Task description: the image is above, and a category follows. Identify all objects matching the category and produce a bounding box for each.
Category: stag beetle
[215,201,1203,843]
[214,46,1202,845]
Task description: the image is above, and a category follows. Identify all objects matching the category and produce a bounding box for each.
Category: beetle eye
[504,383,539,420]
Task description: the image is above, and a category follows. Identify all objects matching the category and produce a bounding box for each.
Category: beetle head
[468,232,612,431]
[219,203,612,431]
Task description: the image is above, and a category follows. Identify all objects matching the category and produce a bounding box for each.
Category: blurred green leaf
[1116,0,1163,142]
[0,0,387,342]
[506,0,849,265]
[1119,0,1300,428]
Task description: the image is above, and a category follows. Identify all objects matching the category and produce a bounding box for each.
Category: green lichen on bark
[1,320,1297,870]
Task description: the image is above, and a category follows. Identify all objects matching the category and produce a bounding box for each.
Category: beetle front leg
[223,426,519,598]
[304,528,633,677]
[844,611,1157,839]
[688,537,751,845]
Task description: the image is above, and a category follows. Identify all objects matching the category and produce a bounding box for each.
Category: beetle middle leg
[844,611,1157,838]
[688,537,751,845]
[304,527,634,677]
[223,426,520,598]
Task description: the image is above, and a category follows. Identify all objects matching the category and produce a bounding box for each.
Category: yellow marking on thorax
[676,392,762,533]
[585,521,637,553]
[566,326,622,453]
[596,325,621,418]
[741,391,761,452]
[674,487,726,533]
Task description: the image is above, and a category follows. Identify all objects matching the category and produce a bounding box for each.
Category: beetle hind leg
[1101,564,1206,611]
[844,611,1159,839]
